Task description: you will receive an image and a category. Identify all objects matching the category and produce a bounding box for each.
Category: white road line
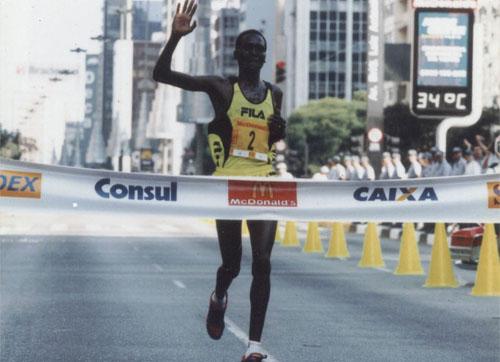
[85,224,103,232]
[156,224,178,232]
[172,280,186,289]
[375,267,393,273]
[153,264,164,272]
[225,318,279,362]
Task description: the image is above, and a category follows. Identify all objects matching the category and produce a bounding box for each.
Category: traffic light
[350,135,364,155]
[384,134,400,153]
[275,61,286,83]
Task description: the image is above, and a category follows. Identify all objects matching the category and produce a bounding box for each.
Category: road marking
[85,224,103,232]
[153,264,164,272]
[225,318,279,362]
[156,224,178,232]
[173,280,186,289]
[375,267,392,273]
[133,246,139,252]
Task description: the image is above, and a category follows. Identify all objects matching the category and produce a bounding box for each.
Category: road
[1,213,499,362]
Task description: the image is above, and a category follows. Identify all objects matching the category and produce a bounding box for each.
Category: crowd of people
[277,134,500,180]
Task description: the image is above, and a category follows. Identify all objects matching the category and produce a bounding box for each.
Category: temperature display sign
[411,9,473,117]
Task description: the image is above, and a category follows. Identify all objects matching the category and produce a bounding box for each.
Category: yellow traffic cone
[471,224,500,297]
[424,223,458,288]
[303,222,323,253]
[325,222,350,259]
[275,223,283,243]
[358,223,385,268]
[242,220,249,236]
[394,223,424,275]
[282,221,300,247]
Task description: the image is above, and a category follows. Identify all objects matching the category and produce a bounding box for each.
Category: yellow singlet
[209,82,276,177]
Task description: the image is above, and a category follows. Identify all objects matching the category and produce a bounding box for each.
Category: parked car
[450,224,500,264]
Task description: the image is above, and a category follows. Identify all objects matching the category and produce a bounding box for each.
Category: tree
[0,129,22,160]
[286,92,367,177]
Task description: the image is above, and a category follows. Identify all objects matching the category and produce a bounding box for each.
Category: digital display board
[411,9,473,118]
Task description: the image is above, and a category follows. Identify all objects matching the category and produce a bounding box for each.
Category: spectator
[463,149,482,175]
[361,155,375,181]
[352,155,365,180]
[343,155,355,181]
[427,147,439,176]
[380,152,395,179]
[328,156,346,180]
[312,165,329,180]
[406,149,422,178]
[276,162,293,179]
[391,152,407,179]
[478,134,500,174]
[433,150,451,177]
[449,147,466,176]
[419,152,433,178]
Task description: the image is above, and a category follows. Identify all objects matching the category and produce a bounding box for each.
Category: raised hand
[172,0,197,37]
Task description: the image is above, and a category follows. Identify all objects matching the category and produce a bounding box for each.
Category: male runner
[153,1,286,361]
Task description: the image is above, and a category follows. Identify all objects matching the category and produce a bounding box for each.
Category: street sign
[411,8,474,118]
[367,128,383,143]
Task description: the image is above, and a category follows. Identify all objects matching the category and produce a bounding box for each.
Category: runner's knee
[252,257,271,279]
[219,263,240,279]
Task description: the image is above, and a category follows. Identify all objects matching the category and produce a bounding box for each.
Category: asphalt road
[1,218,499,362]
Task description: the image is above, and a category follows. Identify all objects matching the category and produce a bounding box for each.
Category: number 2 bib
[227,83,274,162]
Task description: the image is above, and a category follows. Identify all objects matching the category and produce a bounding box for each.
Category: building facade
[283,0,368,116]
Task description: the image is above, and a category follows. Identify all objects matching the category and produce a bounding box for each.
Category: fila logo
[241,107,265,120]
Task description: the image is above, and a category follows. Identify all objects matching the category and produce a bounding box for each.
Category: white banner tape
[0,158,499,222]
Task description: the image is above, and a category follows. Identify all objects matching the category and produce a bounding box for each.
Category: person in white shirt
[343,155,355,181]
[327,156,346,181]
[463,149,482,175]
[312,165,329,180]
[351,155,365,181]
[380,152,395,179]
[276,162,293,179]
[361,155,375,181]
[391,152,407,179]
[449,147,466,176]
[406,149,422,178]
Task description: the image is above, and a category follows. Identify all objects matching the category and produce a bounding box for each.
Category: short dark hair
[235,29,267,50]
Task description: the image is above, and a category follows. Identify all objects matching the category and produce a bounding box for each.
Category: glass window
[319,32,326,40]
[310,11,318,20]
[310,32,317,41]
[339,73,345,81]
[329,11,336,20]
[309,72,317,81]
[320,11,327,20]
[319,72,326,81]
[320,22,327,31]
[310,52,317,61]
[339,12,346,21]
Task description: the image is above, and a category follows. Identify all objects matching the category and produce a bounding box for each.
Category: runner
[153,1,286,361]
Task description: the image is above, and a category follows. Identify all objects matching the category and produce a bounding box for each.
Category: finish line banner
[0,158,498,222]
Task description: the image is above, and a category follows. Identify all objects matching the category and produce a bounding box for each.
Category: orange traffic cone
[325,222,350,259]
[471,224,500,296]
[394,223,424,275]
[424,223,458,288]
[358,223,385,268]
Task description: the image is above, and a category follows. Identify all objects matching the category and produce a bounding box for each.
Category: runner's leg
[247,220,277,341]
[215,219,243,299]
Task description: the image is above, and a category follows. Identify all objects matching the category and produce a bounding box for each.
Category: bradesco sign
[228,180,297,207]
[0,170,42,199]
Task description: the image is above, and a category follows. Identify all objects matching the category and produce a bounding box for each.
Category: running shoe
[206,291,227,340]
[241,353,267,362]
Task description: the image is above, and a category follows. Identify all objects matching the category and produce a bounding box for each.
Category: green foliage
[0,128,22,160]
[286,95,367,176]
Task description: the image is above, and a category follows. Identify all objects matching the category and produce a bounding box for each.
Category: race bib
[230,119,269,161]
